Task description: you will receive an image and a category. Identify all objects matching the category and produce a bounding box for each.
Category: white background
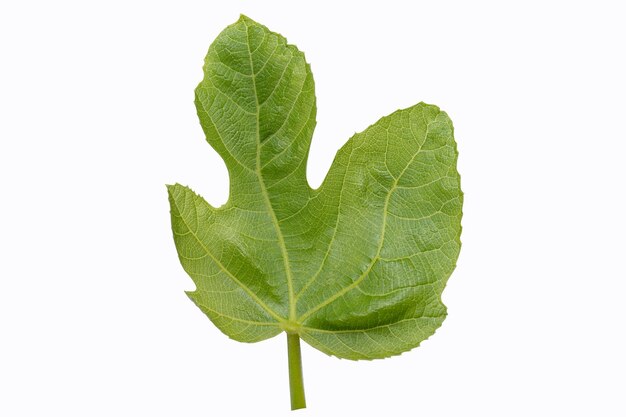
[1,1,625,416]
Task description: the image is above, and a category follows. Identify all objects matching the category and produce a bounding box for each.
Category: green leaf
[168,15,462,408]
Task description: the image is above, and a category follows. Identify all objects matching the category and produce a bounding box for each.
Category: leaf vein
[298,110,441,322]
[245,21,297,320]
[170,190,284,322]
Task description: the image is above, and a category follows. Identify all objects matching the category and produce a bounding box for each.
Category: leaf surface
[168,15,463,360]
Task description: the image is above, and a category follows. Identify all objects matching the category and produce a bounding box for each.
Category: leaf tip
[237,14,254,24]
[165,183,177,196]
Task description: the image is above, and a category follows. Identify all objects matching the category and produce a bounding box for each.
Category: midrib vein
[245,24,297,321]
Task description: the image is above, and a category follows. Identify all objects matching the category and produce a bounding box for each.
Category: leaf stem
[287,332,306,410]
